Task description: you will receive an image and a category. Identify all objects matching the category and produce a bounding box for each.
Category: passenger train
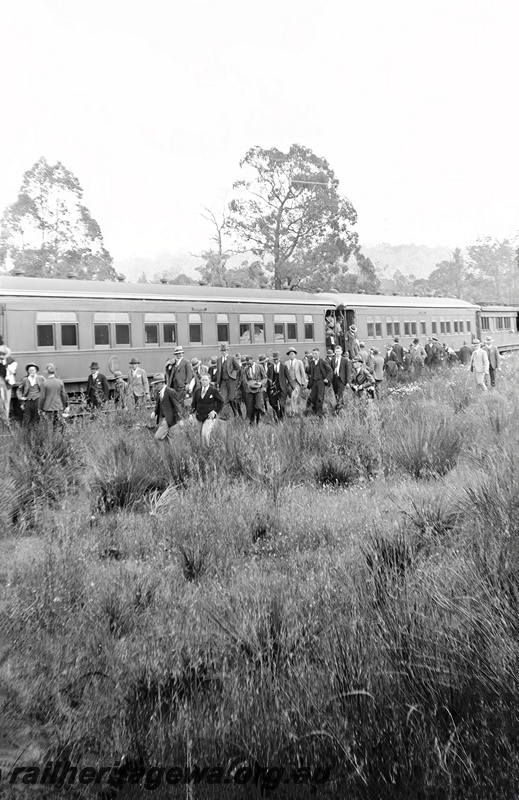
[1,275,518,391]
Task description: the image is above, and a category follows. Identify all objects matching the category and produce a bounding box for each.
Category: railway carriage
[0,276,330,392]
[478,305,519,351]
[319,293,481,353]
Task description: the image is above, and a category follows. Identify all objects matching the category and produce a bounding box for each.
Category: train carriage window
[459,321,464,333]
[393,321,400,336]
[189,313,202,344]
[37,324,54,348]
[274,323,285,343]
[367,316,374,338]
[431,320,437,334]
[217,314,229,343]
[254,323,265,343]
[274,314,297,343]
[505,317,511,329]
[239,324,251,345]
[94,324,110,346]
[440,318,446,334]
[454,321,459,333]
[304,315,314,341]
[404,321,410,336]
[481,317,489,330]
[61,324,78,347]
[445,320,451,334]
[115,324,131,346]
[375,316,382,337]
[411,321,417,336]
[386,318,393,337]
[466,320,471,333]
[145,324,158,344]
[287,323,297,340]
[163,323,177,344]
[420,321,426,335]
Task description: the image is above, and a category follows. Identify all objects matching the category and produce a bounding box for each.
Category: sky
[1,0,519,262]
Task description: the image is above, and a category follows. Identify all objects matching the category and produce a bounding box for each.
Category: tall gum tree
[228,144,360,290]
[0,157,116,279]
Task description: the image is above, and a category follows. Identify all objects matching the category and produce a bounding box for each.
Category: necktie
[202,388,207,398]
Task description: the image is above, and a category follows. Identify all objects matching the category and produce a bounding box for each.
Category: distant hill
[362,243,455,279]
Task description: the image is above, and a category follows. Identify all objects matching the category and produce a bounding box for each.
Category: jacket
[39,376,69,412]
[307,357,333,388]
[191,385,224,422]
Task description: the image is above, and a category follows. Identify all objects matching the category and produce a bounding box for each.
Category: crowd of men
[0,327,503,443]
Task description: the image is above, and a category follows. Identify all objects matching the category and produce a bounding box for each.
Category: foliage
[0,157,116,279]
[228,144,359,290]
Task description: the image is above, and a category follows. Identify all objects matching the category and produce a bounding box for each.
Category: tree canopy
[227,144,371,291]
[0,157,116,280]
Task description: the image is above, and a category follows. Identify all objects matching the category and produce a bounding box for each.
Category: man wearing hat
[188,358,204,397]
[207,356,218,386]
[191,371,224,445]
[305,347,333,417]
[470,340,489,391]
[17,363,45,426]
[266,351,291,421]
[427,335,442,369]
[86,362,110,408]
[39,364,70,427]
[165,346,192,408]
[458,340,472,366]
[216,343,241,418]
[242,355,268,424]
[350,356,376,399]
[113,371,129,408]
[127,357,150,407]
[392,336,404,369]
[482,336,500,386]
[284,347,307,416]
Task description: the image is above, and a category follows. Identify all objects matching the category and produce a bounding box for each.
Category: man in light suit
[191,372,224,445]
[127,357,150,407]
[330,345,351,412]
[483,336,501,387]
[305,348,333,417]
[216,343,241,418]
[284,347,307,416]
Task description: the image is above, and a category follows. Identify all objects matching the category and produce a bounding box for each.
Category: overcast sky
[1,0,518,260]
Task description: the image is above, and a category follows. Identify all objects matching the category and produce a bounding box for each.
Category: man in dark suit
[330,345,351,412]
[85,362,110,408]
[266,350,291,421]
[165,346,193,408]
[392,337,404,368]
[305,347,333,417]
[191,372,224,445]
[216,343,241,418]
[153,373,183,441]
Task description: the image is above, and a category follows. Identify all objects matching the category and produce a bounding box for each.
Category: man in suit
[392,337,404,369]
[305,347,333,417]
[152,372,183,440]
[470,339,489,391]
[346,325,360,360]
[241,355,268,425]
[330,345,351,412]
[191,372,224,445]
[284,347,307,416]
[458,341,472,366]
[266,351,291,421]
[483,336,501,386]
[165,346,193,408]
[39,363,70,429]
[17,363,45,426]
[127,357,150,406]
[216,343,241,418]
[86,362,110,409]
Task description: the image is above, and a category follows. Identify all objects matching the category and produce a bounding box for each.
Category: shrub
[385,404,463,479]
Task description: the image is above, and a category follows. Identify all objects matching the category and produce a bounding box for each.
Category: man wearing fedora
[86,362,110,408]
[266,351,291,421]
[216,343,241,418]
[17,363,45,426]
[127,357,150,406]
[113,371,129,408]
[284,347,307,416]
[483,336,501,386]
[165,346,192,408]
[470,340,489,391]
